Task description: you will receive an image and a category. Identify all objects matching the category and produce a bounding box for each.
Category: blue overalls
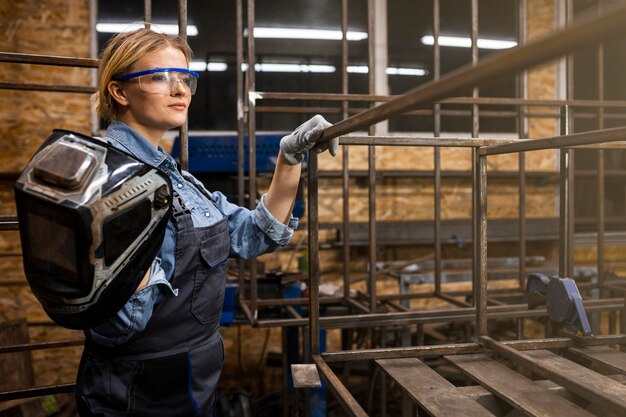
[76,192,229,416]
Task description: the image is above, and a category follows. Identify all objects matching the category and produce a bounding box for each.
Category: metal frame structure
[3,0,626,415]
[238,0,626,415]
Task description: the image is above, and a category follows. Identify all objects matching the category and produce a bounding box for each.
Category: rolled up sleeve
[253,194,298,246]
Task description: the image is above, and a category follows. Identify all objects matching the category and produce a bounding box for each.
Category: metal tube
[144,0,151,27]
[313,355,368,417]
[475,152,488,337]
[433,0,442,296]
[0,82,94,94]
[316,3,626,142]
[341,0,351,302]
[597,0,606,292]
[177,0,189,171]
[235,0,246,307]
[518,0,528,290]
[481,125,626,155]
[0,52,97,67]
[308,151,321,356]
[247,0,258,319]
[367,0,377,313]
[559,106,573,277]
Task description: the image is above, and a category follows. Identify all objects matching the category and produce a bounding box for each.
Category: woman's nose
[171,79,188,96]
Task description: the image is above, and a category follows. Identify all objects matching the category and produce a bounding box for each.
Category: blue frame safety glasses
[114,68,200,96]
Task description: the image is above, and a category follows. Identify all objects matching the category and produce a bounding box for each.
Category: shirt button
[177,183,183,189]
[204,212,211,217]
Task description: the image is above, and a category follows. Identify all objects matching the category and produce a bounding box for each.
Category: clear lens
[136,71,197,95]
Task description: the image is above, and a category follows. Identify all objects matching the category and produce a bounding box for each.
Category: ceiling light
[96,23,198,36]
[347,66,427,76]
[251,27,368,41]
[421,35,517,50]
[189,61,228,72]
[247,63,336,73]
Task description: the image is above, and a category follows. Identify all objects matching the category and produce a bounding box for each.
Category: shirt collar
[105,121,175,171]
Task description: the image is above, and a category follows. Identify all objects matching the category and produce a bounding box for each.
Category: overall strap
[171,191,194,230]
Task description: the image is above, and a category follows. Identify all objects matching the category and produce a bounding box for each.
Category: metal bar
[0,384,75,402]
[144,0,151,26]
[367,0,377,313]
[0,339,83,354]
[518,0,528,291]
[323,334,626,363]
[597,0,606,293]
[177,0,189,171]
[235,0,246,308]
[433,0,442,297]
[0,82,94,94]
[254,91,626,108]
[316,3,626,142]
[339,136,517,147]
[313,355,368,417]
[481,125,626,155]
[247,0,258,320]
[559,106,572,277]
[341,0,351,304]
[0,52,98,67]
[0,216,18,231]
[475,152,488,337]
[253,299,625,329]
[308,151,321,357]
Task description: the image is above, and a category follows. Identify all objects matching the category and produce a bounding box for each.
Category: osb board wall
[0,0,93,390]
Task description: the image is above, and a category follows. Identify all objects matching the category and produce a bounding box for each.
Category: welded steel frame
[238,0,626,339]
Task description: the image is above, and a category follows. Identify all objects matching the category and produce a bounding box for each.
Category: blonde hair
[96,28,193,121]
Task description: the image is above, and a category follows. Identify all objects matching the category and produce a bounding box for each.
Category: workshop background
[2,0,626,416]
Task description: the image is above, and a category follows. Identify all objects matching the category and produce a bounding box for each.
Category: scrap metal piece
[291,364,321,388]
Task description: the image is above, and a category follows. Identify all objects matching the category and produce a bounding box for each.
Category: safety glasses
[114,68,200,96]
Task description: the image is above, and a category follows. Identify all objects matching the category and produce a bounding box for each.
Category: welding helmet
[14,129,172,329]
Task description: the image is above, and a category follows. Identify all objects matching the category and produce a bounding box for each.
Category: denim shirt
[90,121,297,346]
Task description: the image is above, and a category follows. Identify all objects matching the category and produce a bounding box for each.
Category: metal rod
[481,125,626,155]
[308,151,321,357]
[476,152,488,337]
[177,0,189,171]
[321,333,626,363]
[597,0,606,292]
[254,91,626,108]
[235,0,246,307]
[0,52,98,67]
[0,384,75,402]
[367,0,377,313]
[341,0,351,303]
[559,106,573,277]
[247,0,258,320]
[313,355,368,417]
[433,0,442,296]
[144,0,151,27]
[0,339,83,354]
[518,0,528,291]
[0,82,94,94]
[316,3,626,142]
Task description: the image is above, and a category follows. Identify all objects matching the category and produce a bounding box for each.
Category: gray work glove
[279,115,338,165]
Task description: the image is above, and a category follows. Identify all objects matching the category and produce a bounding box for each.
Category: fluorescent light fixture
[251,27,367,41]
[96,23,198,36]
[207,62,228,72]
[189,62,227,72]
[421,35,517,50]
[242,63,336,73]
[347,66,427,76]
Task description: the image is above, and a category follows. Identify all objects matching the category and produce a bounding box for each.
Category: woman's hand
[279,114,338,165]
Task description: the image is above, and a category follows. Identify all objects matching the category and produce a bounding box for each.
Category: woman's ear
[108,81,129,107]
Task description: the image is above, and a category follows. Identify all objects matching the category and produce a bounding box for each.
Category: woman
[76,28,337,416]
